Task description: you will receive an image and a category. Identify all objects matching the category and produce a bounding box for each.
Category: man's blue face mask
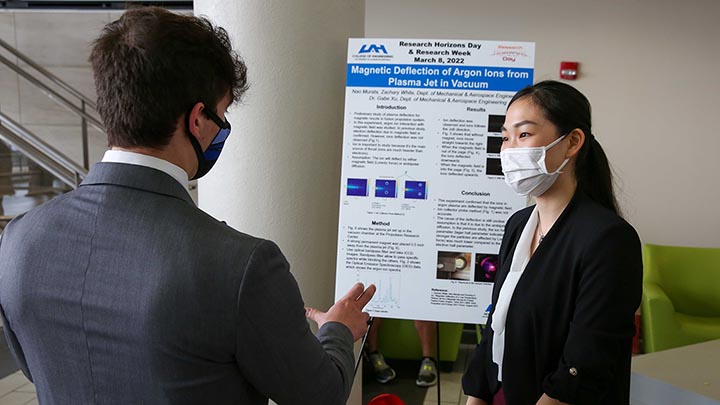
[187,105,231,180]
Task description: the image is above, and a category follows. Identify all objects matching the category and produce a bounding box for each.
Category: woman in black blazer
[462,81,642,405]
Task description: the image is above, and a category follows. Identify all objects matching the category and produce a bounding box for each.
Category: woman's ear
[565,128,586,158]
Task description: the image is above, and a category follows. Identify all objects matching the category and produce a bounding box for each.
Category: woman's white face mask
[500,135,569,197]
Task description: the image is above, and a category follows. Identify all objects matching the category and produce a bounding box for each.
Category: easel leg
[436,321,441,403]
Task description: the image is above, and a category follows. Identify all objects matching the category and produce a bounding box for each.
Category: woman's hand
[466,396,489,405]
[536,393,570,405]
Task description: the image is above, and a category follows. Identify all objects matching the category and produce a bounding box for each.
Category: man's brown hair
[90,7,248,148]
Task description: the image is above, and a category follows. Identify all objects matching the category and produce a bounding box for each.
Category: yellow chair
[641,244,720,353]
[376,319,464,362]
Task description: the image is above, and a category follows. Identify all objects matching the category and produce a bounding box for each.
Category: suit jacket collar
[80,162,195,206]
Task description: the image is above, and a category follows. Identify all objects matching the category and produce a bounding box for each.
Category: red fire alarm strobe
[560,62,579,80]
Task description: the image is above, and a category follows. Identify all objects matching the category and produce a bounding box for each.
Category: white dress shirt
[492,205,539,382]
[101,149,189,190]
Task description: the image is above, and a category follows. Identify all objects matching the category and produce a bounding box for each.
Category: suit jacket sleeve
[542,222,642,404]
[0,305,32,382]
[0,230,33,382]
[234,240,354,405]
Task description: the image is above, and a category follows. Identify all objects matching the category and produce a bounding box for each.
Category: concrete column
[193,1,365,403]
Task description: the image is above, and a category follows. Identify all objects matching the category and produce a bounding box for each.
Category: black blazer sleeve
[542,221,642,404]
[462,323,493,401]
[462,210,527,401]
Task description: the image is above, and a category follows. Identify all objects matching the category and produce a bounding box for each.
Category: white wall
[196,0,364,309]
[366,0,720,248]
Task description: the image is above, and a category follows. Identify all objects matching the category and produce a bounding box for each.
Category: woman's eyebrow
[501,120,538,132]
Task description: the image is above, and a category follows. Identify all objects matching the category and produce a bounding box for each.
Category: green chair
[641,244,720,353]
[377,319,464,362]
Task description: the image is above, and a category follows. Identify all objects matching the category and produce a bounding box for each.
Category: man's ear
[186,101,205,140]
[565,128,586,158]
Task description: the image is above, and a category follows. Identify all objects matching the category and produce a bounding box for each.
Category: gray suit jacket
[0,162,354,404]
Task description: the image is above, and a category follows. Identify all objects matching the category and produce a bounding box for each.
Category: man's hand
[306,283,376,341]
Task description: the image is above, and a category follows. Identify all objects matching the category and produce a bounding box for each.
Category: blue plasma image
[375,179,397,198]
[346,178,368,196]
[404,181,428,200]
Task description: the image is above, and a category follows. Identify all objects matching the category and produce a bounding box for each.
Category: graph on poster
[357,271,401,312]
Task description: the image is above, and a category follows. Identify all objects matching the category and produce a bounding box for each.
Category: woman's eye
[519,132,530,138]
[501,137,509,142]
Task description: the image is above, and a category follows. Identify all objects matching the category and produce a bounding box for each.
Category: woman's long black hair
[508,80,620,215]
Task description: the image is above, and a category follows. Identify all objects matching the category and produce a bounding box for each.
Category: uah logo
[358,44,388,54]
[483,303,493,317]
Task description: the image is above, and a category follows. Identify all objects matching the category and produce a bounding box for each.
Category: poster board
[335,38,535,323]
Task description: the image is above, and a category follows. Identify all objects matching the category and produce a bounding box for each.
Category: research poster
[335,38,535,323]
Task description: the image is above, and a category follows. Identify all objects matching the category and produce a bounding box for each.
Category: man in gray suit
[0,7,374,404]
